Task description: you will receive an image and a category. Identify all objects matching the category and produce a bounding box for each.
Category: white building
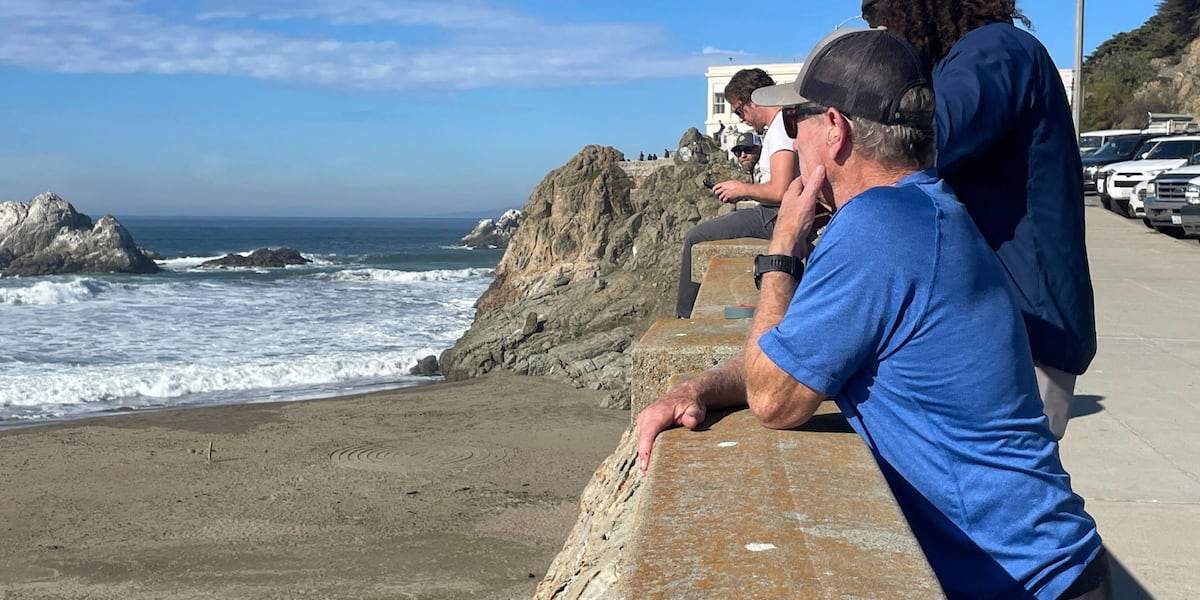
[705,63,1076,146]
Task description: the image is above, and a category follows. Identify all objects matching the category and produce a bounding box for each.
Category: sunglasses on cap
[782,103,828,139]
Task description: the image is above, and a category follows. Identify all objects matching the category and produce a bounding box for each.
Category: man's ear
[827,109,853,163]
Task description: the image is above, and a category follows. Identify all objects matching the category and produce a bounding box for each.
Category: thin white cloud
[0,0,739,92]
[196,0,532,29]
[702,46,748,56]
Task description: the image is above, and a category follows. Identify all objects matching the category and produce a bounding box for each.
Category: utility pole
[1072,0,1085,134]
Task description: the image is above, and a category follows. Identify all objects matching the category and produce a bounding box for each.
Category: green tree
[1079,0,1200,130]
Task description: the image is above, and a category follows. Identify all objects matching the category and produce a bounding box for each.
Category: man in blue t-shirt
[636,28,1107,599]
[863,0,1097,440]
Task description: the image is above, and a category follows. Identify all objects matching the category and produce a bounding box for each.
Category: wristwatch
[753,254,804,289]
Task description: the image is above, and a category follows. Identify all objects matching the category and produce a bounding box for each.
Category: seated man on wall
[674,68,798,318]
[638,28,1109,600]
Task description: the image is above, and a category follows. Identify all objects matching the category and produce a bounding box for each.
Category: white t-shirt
[759,109,796,185]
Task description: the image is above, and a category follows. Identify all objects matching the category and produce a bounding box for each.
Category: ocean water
[0,216,503,427]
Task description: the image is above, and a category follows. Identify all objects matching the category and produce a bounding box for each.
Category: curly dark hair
[863,0,1032,68]
[723,68,776,104]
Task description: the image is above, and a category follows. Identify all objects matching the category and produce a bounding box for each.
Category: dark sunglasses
[732,100,749,119]
[783,103,827,138]
[733,146,757,155]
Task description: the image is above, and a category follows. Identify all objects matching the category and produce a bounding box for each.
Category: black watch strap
[753,254,804,289]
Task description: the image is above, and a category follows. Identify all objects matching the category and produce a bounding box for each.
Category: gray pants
[1035,362,1077,440]
[675,204,778,318]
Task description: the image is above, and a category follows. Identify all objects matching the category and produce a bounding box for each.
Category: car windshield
[1090,137,1146,159]
[1144,140,1197,159]
[1079,136,1103,153]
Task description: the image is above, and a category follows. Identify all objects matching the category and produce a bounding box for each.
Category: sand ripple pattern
[329,442,514,473]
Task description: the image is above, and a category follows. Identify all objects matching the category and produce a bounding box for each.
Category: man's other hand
[635,384,708,473]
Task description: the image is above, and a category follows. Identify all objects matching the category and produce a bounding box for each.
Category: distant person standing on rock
[864,0,1096,440]
[674,68,799,318]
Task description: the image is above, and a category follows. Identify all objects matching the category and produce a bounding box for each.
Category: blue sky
[0,1,1159,218]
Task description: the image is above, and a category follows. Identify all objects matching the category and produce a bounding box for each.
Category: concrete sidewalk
[1059,205,1200,599]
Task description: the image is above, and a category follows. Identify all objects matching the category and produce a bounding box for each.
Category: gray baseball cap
[731,132,762,152]
[751,27,932,129]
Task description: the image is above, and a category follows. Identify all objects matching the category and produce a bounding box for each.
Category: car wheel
[1142,218,1154,229]
[1112,199,1131,217]
[1100,195,1113,211]
[1153,225,1187,239]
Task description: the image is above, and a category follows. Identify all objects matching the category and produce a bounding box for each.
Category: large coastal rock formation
[0,192,159,277]
[439,129,744,407]
[459,209,522,249]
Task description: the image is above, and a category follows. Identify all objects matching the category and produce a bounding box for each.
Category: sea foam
[0,278,110,306]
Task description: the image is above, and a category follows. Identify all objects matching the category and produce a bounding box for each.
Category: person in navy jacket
[864,0,1097,441]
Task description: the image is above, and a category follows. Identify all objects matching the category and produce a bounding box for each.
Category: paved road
[1060,204,1200,599]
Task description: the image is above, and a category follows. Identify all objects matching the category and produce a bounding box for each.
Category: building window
[713,92,726,115]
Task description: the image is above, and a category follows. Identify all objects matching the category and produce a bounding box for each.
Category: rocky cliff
[439,129,744,408]
[1145,37,1200,121]
[0,192,159,277]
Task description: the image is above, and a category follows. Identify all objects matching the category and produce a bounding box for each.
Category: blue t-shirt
[934,23,1096,375]
[758,171,1101,599]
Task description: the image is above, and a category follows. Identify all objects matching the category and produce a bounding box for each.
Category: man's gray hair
[847,86,936,170]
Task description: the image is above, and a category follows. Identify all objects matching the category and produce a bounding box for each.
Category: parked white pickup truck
[1177,176,1200,239]
[1144,164,1200,237]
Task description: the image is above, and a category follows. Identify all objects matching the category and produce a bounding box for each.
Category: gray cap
[731,132,762,152]
[751,27,932,129]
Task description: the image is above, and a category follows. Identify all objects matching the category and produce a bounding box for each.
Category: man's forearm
[736,178,791,204]
[741,208,825,428]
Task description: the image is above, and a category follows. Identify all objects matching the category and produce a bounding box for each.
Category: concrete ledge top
[622,403,941,598]
[692,237,769,283]
[691,256,759,321]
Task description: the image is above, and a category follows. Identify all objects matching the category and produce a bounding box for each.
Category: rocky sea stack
[0,192,159,277]
[459,209,522,249]
[200,248,311,268]
[440,128,745,408]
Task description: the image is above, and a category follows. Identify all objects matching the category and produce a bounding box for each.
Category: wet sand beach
[0,372,628,600]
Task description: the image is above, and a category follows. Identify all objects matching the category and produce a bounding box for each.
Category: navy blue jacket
[935,23,1096,375]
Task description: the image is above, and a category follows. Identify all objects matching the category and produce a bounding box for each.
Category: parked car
[1144,162,1200,237]
[1125,180,1149,220]
[1176,176,1200,239]
[1079,129,1143,156]
[1083,134,1156,197]
[1098,135,1200,216]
